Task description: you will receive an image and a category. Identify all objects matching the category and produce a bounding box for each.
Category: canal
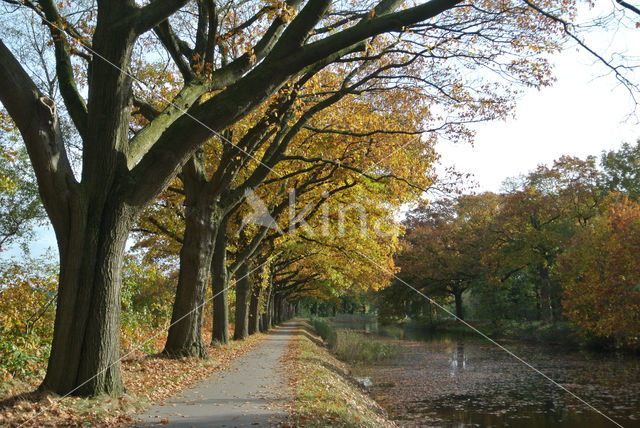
[328,316,640,427]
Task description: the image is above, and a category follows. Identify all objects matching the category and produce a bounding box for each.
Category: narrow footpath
[135,321,298,427]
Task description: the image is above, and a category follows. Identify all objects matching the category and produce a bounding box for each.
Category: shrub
[311,318,397,363]
[0,257,57,383]
[332,331,397,363]
[311,318,337,347]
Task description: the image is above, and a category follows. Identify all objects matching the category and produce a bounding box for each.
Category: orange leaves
[559,196,640,347]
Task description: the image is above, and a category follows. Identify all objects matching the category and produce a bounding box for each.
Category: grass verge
[287,320,396,427]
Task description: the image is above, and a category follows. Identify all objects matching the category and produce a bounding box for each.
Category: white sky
[437,54,639,193]
[436,5,639,193]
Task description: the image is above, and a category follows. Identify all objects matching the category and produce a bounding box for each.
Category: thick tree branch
[133,96,161,120]
[153,20,194,80]
[616,0,640,16]
[0,40,77,245]
[268,0,332,58]
[279,0,462,67]
[204,0,217,65]
[126,1,304,169]
[126,0,461,206]
[134,0,191,36]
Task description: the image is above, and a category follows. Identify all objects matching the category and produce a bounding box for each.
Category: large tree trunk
[233,262,251,340]
[248,283,263,335]
[259,313,266,332]
[164,177,221,357]
[41,200,134,396]
[40,12,138,395]
[211,219,229,345]
[273,294,281,325]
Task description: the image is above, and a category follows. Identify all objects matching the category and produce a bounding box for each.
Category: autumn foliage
[391,148,640,349]
[559,196,640,347]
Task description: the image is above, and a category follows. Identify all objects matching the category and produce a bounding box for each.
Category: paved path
[135,321,297,427]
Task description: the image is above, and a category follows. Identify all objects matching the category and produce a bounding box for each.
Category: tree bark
[454,288,464,320]
[41,199,135,396]
[211,218,229,345]
[164,168,222,357]
[259,313,266,332]
[233,262,251,340]
[248,282,262,335]
[274,294,281,325]
[40,12,138,395]
[262,283,273,330]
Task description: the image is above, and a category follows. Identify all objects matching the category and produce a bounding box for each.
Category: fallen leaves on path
[0,331,264,427]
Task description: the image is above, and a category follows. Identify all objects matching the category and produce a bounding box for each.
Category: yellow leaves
[367,9,376,19]
[266,0,296,23]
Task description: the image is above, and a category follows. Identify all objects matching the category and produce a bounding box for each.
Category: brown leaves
[0,333,266,426]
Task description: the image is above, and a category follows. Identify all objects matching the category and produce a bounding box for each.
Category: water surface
[329,316,640,427]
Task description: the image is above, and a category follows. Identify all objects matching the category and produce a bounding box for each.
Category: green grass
[292,321,396,427]
[311,318,337,346]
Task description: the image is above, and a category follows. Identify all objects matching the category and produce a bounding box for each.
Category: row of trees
[0,0,638,396]
[390,142,640,348]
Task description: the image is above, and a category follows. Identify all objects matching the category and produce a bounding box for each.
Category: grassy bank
[288,320,396,427]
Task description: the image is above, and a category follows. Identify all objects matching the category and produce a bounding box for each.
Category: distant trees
[399,193,500,319]
[393,148,640,348]
[600,140,640,199]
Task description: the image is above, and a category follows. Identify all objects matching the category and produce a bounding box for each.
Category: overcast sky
[437,5,639,193]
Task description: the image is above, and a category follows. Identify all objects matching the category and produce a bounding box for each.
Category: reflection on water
[327,315,640,427]
[450,342,466,377]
